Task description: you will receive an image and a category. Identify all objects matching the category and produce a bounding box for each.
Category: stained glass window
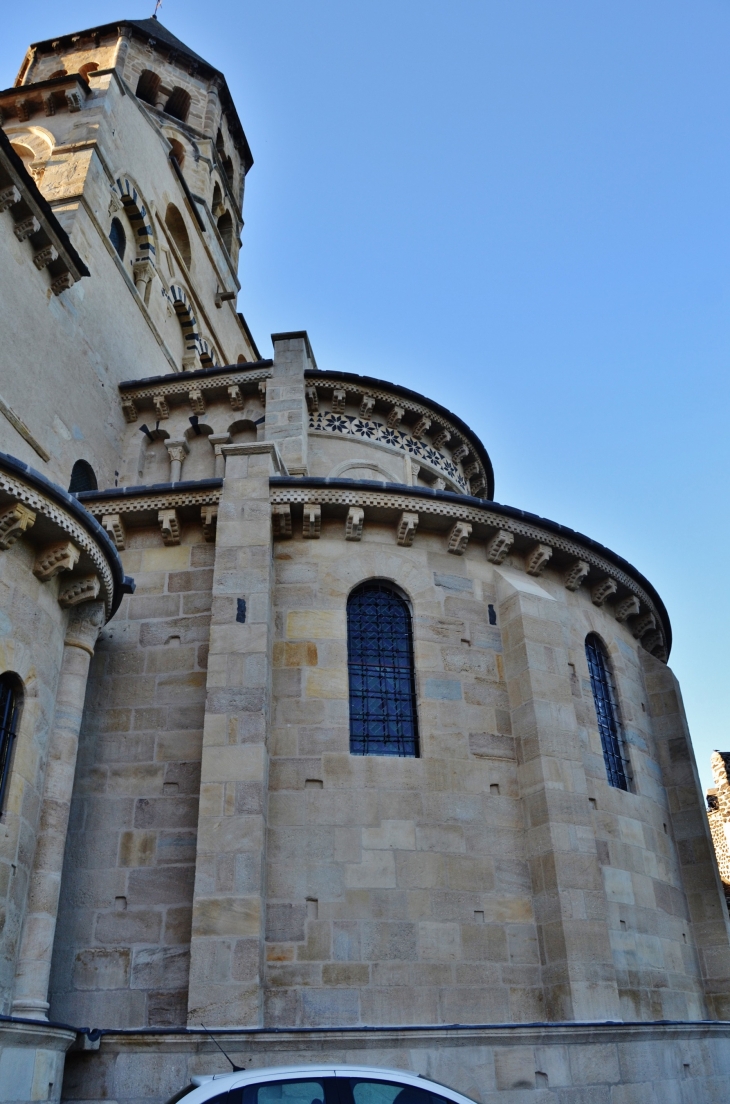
[585,634,630,790]
[347,582,419,757]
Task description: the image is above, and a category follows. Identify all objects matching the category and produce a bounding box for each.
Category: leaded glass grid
[585,634,630,791]
[347,582,419,757]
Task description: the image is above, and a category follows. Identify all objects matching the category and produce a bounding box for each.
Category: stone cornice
[269,477,671,658]
[116,364,272,421]
[79,479,222,518]
[0,452,132,619]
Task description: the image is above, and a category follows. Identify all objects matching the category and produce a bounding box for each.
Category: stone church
[0,15,729,1104]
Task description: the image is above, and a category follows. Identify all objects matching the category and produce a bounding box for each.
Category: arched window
[169,137,185,168]
[0,674,22,815]
[347,581,419,757]
[217,210,233,254]
[585,634,630,791]
[68,459,98,493]
[164,87,191,123]
[109,217,126,260]
[165,203,191,268]
[136,69,161,106]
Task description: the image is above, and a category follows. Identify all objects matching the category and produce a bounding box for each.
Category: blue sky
[4,2,729,792]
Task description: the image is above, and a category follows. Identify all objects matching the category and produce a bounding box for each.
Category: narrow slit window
[585,634,630,790]
[347,581,419,757]
[0,674,22,814]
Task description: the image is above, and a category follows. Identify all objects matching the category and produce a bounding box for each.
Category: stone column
[166,439,189,483]
[641,651,730,1018]
[12,602,105,1019]
[267,332,313,474]
[495,569,621,1021]
[187,443,284,1027]
[208,433,231,479]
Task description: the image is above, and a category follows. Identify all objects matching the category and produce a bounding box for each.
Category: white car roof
[188,1063,475,1104]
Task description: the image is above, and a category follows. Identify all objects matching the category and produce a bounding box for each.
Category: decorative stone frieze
[432,429,451,450]
[359,394,375,418]
[412,416,431,440]
[188,388,206,415]
[631,612,656,640]
[526,542,552,576]
[58,574,101,607]
[387,405,405,428]
[101,513,125,551]
[302,503,321,539]
[228,384,245,410]
[33,541,80,580]
[591,577,618,607]
[201,505,218,541]
[564,559,590,591]
[305,386,319,412]
[32,245,57,270]
[345,506,364,541]
[14,215,40,241]
[158,508,181,546]
[84,486,221,519]
[118,367,272,409]
[397,511,418,547]
[152,394,170,419]
[0,184,21,212]
[447,520,472,555]
[486,529,514,564]
[165,439,189,482]
[331,389,347,414]
[272,503,292,538]
[0,502,36,549]
[615,595,640,622]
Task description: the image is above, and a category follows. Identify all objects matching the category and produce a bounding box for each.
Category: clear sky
[3,2,729,793]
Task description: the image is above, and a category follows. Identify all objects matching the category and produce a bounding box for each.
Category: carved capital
[33,541,80,581]
[331,388,347,414]
[432,429,451,451]
[64,600,105,654]
[58,574,101,608]
[272,503,292,538]
[526,543,552,577]
[188,389,206,415]
[302,502,321,538]
[152,394,170,419]
[397,511,418,547]
[387,405,405,428]
[359,394,375,418]
[564,560,589,592]
[615,595,640,623]
[201,505,218,542]
[447,520,472,555]
[165,439,189,465]
[345,506,364,541]
[158,509,181,546]
[133,259,155,291]
[591,577,618,606]
[305,386,319,412]
[121,398,138,423]
[228,385,245,410]
[101,513,125,551]
[0,502,36,550]
[412,416,431,440]
[485,529,513,564]
[14,216,40,242]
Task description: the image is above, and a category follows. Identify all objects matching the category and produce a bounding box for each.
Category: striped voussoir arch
[114,177,156,260]
[169,285,199,358]
[197,336,219,367]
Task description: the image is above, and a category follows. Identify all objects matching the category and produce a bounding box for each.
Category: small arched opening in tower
[212,182,223,217]
[169,138,185,169]
[136,69,161,107]
[49,68,67,78]
[109,217,126,261]
[68,459,98,494]
[164,87,191,123]
[78,62,98,83]
[165,203,191,269]
[217,210,233,255]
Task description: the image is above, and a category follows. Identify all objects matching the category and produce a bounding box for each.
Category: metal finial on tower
[152,0,163,19]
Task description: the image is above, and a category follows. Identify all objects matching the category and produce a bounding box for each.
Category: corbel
[258,381,267,405]
[201,505,218,542]
[412,416,431,440]
[631,611,656,640]
[591,577,618,607]
[121,398,138,423]
[33,541,80,581]
[614,595,640,623]
[58,574,101,608]
[387,405,405,429]
[432,428,451,451]
[0,502,36,550]
[43,94,56,117]
[16,99,31,122]
[152,393,170,419]
[469,475,487,496]
[188,389,206,416]
[397,511,418,547]
[14,216,40,242]
[564,560,589,592]
[451,442,469,464]
[158,508,181,546]
[302,502,321,539]
[345,506,364,541]
[485,529,513,564]
[526,543,552,577]
[272,503,292,539]
[65,90,83,112]
[463,461,480,479]
[228,384,245,410]
[642,629,666,660]
[359,394,375,418]
[331,388,347,414]
[51,272,74,295]
[305,386,319,413]
[101,513,126,551]
[33,245,58,270]
[0,185,21,213]
[447,520,472,555]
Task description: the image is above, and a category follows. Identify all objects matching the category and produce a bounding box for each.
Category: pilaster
[266,332,315,474]
[495,568,621,1021]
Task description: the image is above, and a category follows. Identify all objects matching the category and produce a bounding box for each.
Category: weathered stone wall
[49,525,213,1028]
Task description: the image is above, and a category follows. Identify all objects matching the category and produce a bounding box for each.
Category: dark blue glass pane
[347,583,419,757]
[585,635,629,791]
